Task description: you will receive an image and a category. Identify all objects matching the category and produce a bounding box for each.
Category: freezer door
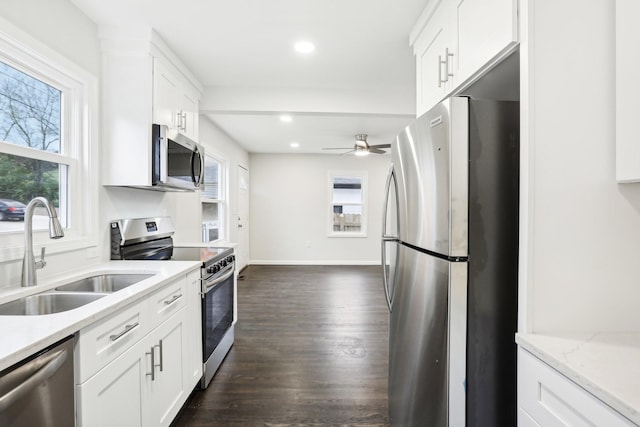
[392,97,469,257]
[381,165,400,311]
[388,244,467,427]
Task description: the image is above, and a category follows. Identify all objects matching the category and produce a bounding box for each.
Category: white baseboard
[248,259,380,266]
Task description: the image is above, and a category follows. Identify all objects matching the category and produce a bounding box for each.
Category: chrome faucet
[21,197,64,287]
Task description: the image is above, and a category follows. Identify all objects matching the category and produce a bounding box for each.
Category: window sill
[328,232,368,238]
[0,234,98,263]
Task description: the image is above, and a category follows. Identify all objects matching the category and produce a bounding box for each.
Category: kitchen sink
[0,292,106,316]
[54,273,154,293]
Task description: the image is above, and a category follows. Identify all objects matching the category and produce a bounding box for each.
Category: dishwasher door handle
[0,348,68,412]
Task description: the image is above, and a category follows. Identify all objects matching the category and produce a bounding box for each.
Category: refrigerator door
[393,97,469,257]
[381,165,400,311]
[388,244,467,427]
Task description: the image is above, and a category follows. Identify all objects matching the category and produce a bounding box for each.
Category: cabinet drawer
[148,276,186,324]
[76,299,149,383]
[518,348,636,427]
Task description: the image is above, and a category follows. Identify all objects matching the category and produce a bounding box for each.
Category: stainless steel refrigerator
[382,96,519,427]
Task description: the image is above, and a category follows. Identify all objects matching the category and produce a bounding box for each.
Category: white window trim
[0,17,99,262]
[328,170,368,238]
[201,151,228,243]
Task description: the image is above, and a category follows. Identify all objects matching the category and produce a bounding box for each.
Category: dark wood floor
[172,265,390,427]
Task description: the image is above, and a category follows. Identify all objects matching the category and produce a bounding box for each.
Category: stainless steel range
[110,216,235,388]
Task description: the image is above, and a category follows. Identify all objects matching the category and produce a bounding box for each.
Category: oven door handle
[201,264,235,296]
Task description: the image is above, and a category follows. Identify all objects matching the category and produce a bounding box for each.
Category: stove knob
[221,259,228,267]
[214,264,221,273]
[206,266,214,274]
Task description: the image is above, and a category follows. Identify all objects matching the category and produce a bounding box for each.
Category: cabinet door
[77,341,146,427]
[414,7,451,117]
[143,309,187,427]
[452,0,517,84]
[185,269,203,387]
[518,348,636,427]
[153,58,178,129]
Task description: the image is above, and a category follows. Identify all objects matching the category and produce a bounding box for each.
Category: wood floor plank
[172,265,390,427]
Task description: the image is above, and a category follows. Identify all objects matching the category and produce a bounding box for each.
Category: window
[201,154,226,243]
[0,22,97,258]
[0,62,68,231]
[329,171,367,237]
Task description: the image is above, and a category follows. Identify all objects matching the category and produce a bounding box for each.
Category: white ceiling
[71,0,427,154]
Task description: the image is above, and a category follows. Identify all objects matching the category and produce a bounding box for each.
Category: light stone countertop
[516,332,640,425]
[0,260,201,372]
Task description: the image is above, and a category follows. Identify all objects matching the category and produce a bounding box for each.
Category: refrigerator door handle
[381,240,394,312]
[381,166,397,239]
[381,165,399,312]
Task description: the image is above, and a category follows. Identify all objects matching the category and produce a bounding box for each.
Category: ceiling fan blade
[340,149,356,156]
[369,148,386,154]
[369,144,391,149]
[322,147,352,150]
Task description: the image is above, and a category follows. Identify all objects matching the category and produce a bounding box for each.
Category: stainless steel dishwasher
[0,335,74,427]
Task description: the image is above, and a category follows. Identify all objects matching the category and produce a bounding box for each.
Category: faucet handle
[35,247,47,269]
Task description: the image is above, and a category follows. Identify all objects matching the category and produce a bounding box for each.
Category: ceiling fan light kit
[322,133,391,156]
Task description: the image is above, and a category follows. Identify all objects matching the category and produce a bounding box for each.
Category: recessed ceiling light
[294,41,315,54]
[280,115,293,122]
[290,142,300,148]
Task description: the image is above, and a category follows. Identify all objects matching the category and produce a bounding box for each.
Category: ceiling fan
[322,134,391,156]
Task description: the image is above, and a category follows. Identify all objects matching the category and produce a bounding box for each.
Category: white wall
[0,0,100,76]
[169,117,250,245]
[522,0,640,333]
[0,0,103,289]
[250,153,390,264]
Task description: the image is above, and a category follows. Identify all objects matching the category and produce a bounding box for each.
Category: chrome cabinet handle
[158,340,164,372]
[146,346,155,381]
[109,322,139,341]
[445,47,454,80]
[438,55,446,87]
[181,112,188,132]
[164,294,182,306]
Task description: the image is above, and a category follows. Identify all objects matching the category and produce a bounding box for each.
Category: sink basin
[0,292,106,316]
[55,273,154,293]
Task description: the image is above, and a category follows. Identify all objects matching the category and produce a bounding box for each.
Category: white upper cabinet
[412,0,518,116]
[616,0,640,182]
[153,58,200,141]
[452,0,518,84]
[414,5,452,116]
[100,28,202,188]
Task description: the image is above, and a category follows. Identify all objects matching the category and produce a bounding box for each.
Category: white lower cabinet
[184,269,203,385]
[143,309,187,427]
[78,308,186,427]
[518,347,636,427]
[76,272,202,427]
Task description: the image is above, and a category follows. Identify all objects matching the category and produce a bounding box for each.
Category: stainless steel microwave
[152,124,204,191]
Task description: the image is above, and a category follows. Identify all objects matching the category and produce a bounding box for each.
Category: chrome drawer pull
[164,294,182,306]
[158,339,164,372]
[146,346,155,381]
[109,322,139,341]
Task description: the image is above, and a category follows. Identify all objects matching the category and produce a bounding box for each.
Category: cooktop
[171,246,233,264]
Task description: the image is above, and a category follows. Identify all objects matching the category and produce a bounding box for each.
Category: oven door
[201,263,235,387]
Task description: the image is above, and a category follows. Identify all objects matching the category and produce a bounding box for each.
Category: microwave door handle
[190,149,205,187]
[198,150,205,186]
[190,151,197,185]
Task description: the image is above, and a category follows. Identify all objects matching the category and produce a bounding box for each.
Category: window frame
[0,19,98,262]
[328,170,368,238]
[201,152,227,243]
